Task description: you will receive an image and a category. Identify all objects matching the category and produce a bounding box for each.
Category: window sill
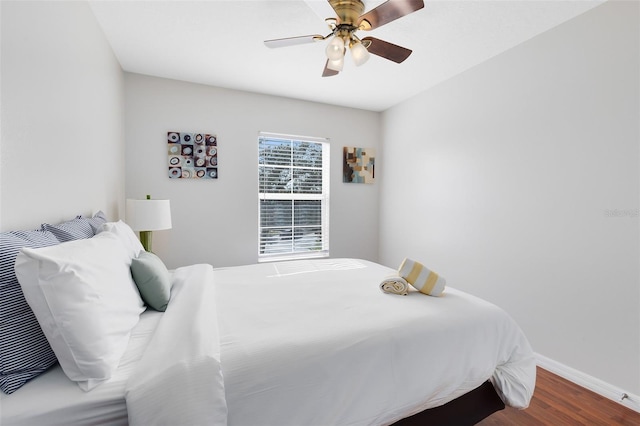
[258,251,330,263]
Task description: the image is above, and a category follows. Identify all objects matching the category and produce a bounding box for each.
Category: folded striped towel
[398,258,446,296]
[379,276,409,295]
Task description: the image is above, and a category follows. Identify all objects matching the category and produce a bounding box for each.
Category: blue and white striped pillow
[41,211,108,242]
[85,211,108,235]
[0,230,60,394]
[41,217,94,242]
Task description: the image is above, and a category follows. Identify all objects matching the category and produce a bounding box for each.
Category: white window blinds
[258,133,330,261]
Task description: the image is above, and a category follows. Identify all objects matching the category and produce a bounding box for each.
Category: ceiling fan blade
[362,37,412,63]
[322,60,339,77]
[358,0,424,30]
[264,34,324,48]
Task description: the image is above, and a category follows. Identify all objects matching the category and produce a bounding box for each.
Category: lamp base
[139,230,152,252]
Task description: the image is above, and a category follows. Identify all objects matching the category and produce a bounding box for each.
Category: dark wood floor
[477,367,640,425]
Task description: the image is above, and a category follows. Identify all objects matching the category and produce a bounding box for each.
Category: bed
[0,216,535,425]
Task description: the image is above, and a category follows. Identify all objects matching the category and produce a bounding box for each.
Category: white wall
[0,0,125,231]
[124,73,380,269]
[380,0,639,395]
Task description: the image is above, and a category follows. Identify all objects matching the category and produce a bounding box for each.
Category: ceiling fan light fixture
[326,56,344,72]
[350,40,370,66]
[325,35,345,61]
[264,0,425,77]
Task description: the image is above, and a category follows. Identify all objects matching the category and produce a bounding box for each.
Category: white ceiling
[88,0,605,112]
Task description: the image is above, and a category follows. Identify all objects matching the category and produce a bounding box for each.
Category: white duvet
[126,258,535,426]
[125,264,227,425]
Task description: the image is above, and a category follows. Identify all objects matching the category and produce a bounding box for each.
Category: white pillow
[99,220,145,258]
[14,231,145,391]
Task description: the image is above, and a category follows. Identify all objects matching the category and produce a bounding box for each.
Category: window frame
[258,132,330,262]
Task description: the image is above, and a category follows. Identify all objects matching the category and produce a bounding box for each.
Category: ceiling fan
[264,0,424,77]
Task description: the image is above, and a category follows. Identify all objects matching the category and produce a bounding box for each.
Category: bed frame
[394,381,505,425]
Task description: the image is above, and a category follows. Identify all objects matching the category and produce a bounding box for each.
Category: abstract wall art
[167,131,218,179]
[343,146,375,184]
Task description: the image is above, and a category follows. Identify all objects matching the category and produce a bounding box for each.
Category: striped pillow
[41,217,94,242]
[398,258,446,296]
[84,211,108,235]
[0,230,59,394]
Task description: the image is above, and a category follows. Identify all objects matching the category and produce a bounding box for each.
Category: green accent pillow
[130,251,171,312]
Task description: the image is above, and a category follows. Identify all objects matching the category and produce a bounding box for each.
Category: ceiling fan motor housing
[329,0,365,25]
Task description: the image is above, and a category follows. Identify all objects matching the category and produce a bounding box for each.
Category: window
[258,132,329,261]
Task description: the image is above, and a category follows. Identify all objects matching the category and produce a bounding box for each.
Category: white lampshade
[126,199,172,231]
[325,36,345,61]
[350,41,370,66]
[327,56,344,72]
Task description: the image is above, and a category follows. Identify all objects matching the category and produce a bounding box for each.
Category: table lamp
[126,195,172,252]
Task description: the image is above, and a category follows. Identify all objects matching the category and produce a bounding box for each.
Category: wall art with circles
[167,131,218,179]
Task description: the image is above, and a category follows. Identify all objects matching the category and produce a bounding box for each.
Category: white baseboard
[535,353,640,413]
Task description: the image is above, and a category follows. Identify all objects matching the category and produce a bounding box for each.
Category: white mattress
[0,309,163,426]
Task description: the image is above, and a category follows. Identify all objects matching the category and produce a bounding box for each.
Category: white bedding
[125,264,227,426]
[0,309,163,426]
[216,258,535,425]
[125,258,535,426]
[2,258,535,426]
